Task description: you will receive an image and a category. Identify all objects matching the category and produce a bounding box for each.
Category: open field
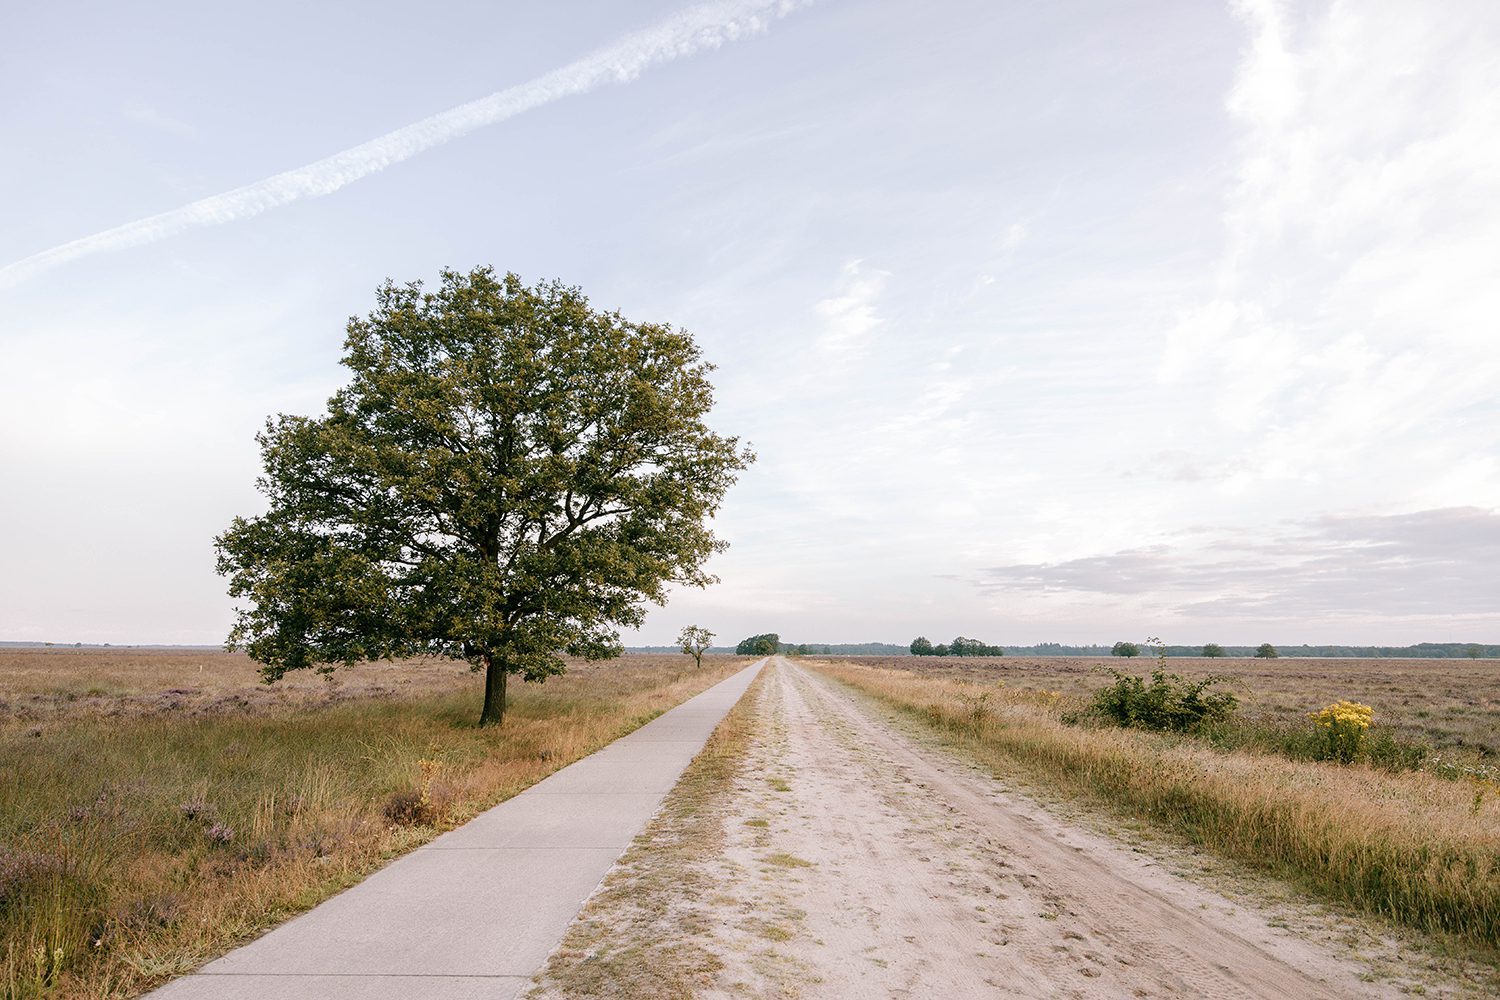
[0,648,745,1000]
[850,654,1500,757]
[0,647,480,724]
[814,657,1500,965]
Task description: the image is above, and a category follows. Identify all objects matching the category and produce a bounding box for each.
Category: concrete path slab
[146,975,527,1000]
[426,793,664,850]
[145,659,764,1000]
[584,738,704,764]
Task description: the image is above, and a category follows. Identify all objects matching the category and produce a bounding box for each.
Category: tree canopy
[909,636,1003,657]
[1112,641,1141,658]
[215,268,752,725]
[1201,643,1225,658]
[1255,642,1279,659]
[735,633,780,656]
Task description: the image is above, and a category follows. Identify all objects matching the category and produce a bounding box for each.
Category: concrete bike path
[146,659,766,1000]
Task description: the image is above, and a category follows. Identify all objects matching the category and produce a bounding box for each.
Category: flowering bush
[1309,700,1373,764]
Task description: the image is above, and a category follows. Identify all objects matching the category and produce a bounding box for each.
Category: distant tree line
[909,636,1004,657]
[1003,642,1114,656]
[1114,640,1278,658]
[625,640,1498,659]
[735,633,781,656]
[627,640,910,656]
[730,634,878,656]
[1099,642,1498,659]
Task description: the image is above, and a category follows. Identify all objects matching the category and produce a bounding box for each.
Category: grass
[862,653,1500,758]
[528,665,767,998]
[762,852,813,869]
[0,648,474,718]
[812,659,1500,958]
[0,648,746,1000]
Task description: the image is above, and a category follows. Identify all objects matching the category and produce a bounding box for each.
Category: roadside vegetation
[813,657,1500,958]
[1082,644,1443,775]
[0,648,743,1000]
[875,653,1500,760]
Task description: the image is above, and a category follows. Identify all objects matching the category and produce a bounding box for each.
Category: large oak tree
[216,268,752,725]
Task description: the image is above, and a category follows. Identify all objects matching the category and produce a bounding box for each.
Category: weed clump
[1091,668,1238,733]
[203,823,236,846]
[382,759,446,827]
[0,848,68,908]
[1090,638,1238,734]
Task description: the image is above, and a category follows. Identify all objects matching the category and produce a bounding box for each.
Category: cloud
[122,102,195,137]
[813,258,889,354]
[977,507,1500,620]
[978,220,1027,285]
[0,0,808,289]
[1157,0,1500,486]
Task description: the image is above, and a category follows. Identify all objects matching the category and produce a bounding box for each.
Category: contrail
[0,0,806,289]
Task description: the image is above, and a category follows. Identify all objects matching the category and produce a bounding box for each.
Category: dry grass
[852,654,1500,756]
[0,649,747,1000]
[0,647,476,724]
[528,666,767,998]
[813,659,1500,960]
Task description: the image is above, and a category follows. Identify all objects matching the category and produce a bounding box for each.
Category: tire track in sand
[721,658,1397,999]
[534,657,1409,998]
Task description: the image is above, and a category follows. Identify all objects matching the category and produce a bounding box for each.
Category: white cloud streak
[0,0,806,289]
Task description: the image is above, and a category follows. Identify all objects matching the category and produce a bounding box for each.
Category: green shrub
[1364,728,1430,773]
[1198,717,1429,773]
[1091,668,1238,733]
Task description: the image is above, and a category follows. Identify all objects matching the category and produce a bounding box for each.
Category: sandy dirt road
[535,658,1409,998]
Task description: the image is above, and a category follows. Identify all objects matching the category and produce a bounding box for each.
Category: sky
[2,0,1498,648]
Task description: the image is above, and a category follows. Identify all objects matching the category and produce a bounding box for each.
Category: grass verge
[813,660,1500,958]
[1,656,743,1000]
[528,664,767,998]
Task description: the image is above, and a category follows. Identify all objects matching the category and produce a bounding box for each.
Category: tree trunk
[479,654,507,726]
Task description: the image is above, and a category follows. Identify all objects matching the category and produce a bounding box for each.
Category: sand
[534,657,1419,998]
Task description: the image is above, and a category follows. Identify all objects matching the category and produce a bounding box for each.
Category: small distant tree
[1465,644,1482,659]
[910,636,934,656]
[1255,642,1279,659]
[1111,641,1140,658]
[677,625,714,668]
[933,643,950,657]
[1202,643,1225,658]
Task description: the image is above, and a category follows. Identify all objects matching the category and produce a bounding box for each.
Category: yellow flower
[1309,700,1373,729]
